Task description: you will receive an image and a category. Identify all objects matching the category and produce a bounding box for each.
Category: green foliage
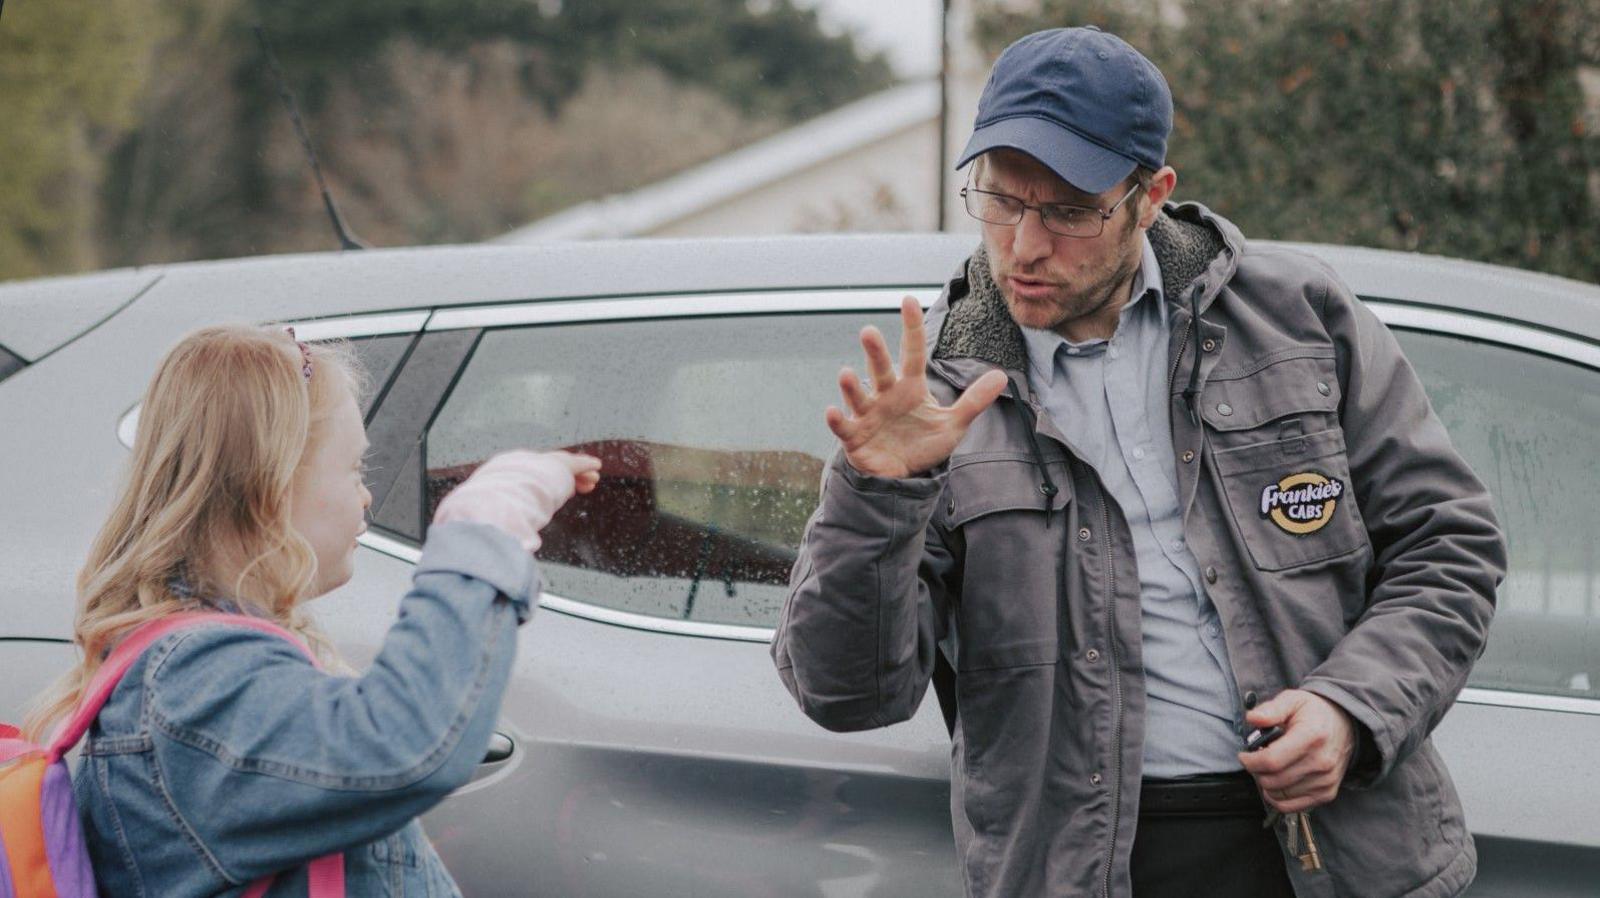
[975,0,1600,284]
[0,0,166,278]
[247,0,890,120]
[2,0,892,277]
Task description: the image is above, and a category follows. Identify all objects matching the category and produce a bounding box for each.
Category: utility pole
[937,0,951,231]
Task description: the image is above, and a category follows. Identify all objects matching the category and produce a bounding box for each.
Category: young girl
[22,324,599,896]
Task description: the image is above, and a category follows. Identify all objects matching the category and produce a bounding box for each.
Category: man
[771,26,1505,898]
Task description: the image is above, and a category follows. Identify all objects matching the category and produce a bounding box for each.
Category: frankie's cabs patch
[1259,472,1345,535]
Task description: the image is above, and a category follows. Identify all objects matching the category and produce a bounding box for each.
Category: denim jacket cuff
[417,521,543,623]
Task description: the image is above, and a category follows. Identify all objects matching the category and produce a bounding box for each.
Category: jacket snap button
[1090,773,1103,785]
[1216,403,1233,416]
[1078,527,1092,541]
[947,499,956,515]
[1086,648,1101,663]
[1202,338,1217,352]
[1244,690,1259,709]
[1317,381,1332,396]
[1204,566,1218,584]
[1181,450,1195,463]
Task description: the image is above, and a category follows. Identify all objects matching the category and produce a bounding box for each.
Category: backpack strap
[45,612,316,762]
[241,854,345,898]
[46,612,344,897]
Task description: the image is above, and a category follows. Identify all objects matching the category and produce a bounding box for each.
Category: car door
[1367,302,1600,896]
[349,290,963,898]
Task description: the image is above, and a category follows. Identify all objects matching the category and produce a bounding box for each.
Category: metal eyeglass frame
[960,179,1143,239]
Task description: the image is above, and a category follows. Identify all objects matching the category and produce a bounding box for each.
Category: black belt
[1139,771,1264,818]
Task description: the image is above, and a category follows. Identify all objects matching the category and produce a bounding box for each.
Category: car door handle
[481,731,514,764]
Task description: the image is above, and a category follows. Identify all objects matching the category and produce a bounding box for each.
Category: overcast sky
[797,0,942,78]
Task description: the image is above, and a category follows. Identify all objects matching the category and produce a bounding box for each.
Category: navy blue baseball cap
[957,27,1172,195]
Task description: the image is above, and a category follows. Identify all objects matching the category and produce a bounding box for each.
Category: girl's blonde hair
[22,324,366,740]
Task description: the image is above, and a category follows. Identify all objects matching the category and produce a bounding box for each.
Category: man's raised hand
[825,297,1010,478]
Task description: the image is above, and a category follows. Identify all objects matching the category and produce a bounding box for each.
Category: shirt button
[1086,648,1101,663]
[1078,527,1092,541]
[1132,447,1146,460]
[1181,450,1195,463]
[1204,566,1219,584]
[1171,539,1184,551]
[1202,338,1218,353]
[1207,623,1221,637]
[947,499,956,515]
[1090,773,1103,786]
[1216,403,1233,416]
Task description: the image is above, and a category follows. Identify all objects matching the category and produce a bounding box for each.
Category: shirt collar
[1021,233,1164,387]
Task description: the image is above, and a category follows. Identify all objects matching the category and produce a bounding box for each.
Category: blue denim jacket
[74,521,539,897]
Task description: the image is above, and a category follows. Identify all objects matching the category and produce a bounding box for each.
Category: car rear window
[1396,329,1600,702]
[425,311,897,631]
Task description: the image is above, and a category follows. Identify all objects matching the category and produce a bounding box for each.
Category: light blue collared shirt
[1021,236,1245,778]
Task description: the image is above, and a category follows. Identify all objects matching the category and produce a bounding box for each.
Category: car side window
[1395,329,1600,700]
[342,334,415,419]
[425,311,897,630]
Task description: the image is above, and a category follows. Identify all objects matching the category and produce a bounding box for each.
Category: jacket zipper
[1006,381,1060,524]
[1098,485,1124,898]
[1167,317,1194,400]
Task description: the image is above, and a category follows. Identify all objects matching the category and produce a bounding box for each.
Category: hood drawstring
[1006,380,1060,524]
[1181,283,1205,426]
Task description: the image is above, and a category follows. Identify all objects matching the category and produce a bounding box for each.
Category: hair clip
[283,326,313,381]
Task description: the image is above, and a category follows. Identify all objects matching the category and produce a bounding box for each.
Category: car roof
[14,232,1597,337]
[0,268,163,362]
[9,232,1598,328]
[113,235,982,324]
[1274,241,1600,338]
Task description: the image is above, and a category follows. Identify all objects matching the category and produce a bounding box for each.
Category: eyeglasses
[960,180,1143,239]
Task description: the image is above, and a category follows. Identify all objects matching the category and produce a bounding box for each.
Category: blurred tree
[974,0,1600,283]
[4,0,892,275]
[248,0,888,120]
[0,0,165,278]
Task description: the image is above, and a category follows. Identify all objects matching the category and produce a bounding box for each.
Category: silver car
[2,235,1597,895]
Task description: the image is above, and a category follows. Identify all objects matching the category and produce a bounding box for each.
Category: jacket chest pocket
[1204,355,1369,571]
[942,453,1071,670]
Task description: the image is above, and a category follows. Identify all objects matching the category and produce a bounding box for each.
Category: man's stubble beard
[994,220,1145,336]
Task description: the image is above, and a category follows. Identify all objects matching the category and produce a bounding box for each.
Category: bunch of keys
[1279,810,1324,871]
[1246,726,1325,872]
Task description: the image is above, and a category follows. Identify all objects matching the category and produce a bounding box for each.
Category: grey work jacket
[772,202,1506,898]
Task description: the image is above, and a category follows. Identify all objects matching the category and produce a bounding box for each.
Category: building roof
[496,79,940,242]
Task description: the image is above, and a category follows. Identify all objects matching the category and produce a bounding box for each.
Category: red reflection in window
[427,439,821,586]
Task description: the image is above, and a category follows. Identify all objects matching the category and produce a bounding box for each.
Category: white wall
[648,120,943,236]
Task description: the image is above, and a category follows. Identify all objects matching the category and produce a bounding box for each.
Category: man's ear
[1140,166,1178,228]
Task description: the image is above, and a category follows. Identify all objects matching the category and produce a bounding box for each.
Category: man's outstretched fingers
[898,296,927,378]
[838,367,870,415]
[951,370,1010,427]
[824,405,856,442]
[860,325,897,391]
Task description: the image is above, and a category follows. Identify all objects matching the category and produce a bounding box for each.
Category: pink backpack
[0,612,344,898]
